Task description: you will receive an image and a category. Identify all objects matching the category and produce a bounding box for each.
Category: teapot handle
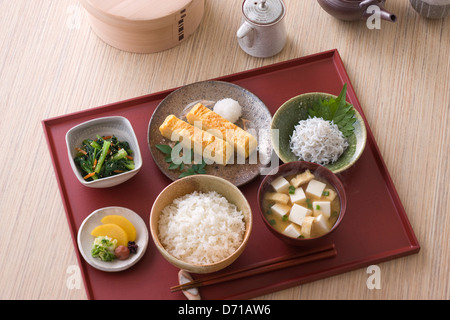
[237,21,255,48]
[360,0,382,8]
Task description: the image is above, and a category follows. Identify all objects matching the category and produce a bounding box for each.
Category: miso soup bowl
[150,175,253,274]
[257,161,347,246]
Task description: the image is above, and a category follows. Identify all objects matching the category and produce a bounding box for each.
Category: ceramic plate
[148,80,272,186]
[77,206,149,272]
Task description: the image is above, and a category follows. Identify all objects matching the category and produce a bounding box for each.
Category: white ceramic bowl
[77,206,149,272]
[66,116,142,188]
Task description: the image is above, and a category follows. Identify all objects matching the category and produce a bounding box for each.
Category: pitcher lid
[243,0,285,25]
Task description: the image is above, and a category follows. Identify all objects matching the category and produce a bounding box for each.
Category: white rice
[158,191,245,265]
[213,98,242,123]
[289,117,348,165]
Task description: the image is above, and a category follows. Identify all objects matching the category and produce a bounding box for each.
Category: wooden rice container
[79,0,205,53]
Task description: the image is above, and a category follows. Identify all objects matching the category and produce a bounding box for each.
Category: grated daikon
[213,98,242,123]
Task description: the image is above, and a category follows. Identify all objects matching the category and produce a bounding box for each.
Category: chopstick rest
[178,270,201,300]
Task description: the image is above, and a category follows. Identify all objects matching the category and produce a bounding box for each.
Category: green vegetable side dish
[91,236,117,262]
[74,135,135,181]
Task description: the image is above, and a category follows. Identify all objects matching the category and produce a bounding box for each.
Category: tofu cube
[301,216,315,239]
[265,192,290,205]
[290,169,315,188]
[270,203,291,218]
[282,223,302,238]
[288,204,312,226]
[313,201,331,218]
[321,188,337,201]
[314,214,330,235]
[289,187,306,204]
[270,176,290,193]
[305,179,326,199]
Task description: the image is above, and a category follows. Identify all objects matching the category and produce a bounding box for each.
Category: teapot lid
[243,0,285,25]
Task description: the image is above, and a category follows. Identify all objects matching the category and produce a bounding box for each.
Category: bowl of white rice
[150,175,252,274]
[271,92,367,174]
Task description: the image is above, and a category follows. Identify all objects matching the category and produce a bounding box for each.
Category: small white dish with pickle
[77,206,149,272]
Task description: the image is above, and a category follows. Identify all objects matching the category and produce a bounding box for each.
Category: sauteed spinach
[74,135,135,181]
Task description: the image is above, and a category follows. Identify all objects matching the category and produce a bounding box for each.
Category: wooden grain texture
[0,0,448,300]
[79,0,205,53]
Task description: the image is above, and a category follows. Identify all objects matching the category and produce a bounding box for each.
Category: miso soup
[263,170,340,239]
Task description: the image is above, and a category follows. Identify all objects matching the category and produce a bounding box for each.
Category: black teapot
[317,0,397,22]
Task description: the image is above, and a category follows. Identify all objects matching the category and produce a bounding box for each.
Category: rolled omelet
[159,115,233,165]
[186,103,257,159]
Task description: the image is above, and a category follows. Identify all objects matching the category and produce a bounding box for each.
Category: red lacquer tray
[42,49,420,300]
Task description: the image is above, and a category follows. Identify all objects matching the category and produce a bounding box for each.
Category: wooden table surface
[1,0,448,300]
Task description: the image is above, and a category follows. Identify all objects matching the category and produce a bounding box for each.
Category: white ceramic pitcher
[237,0,287,58]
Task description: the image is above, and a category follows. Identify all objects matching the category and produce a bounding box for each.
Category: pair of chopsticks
[170,243,336,293]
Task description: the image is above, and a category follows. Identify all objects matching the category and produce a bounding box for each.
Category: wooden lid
[80,0,204,53]
[84,0,194,21]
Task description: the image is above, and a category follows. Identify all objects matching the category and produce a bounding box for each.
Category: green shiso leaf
[155,144,172,154]
[156,141,208,178]
[307,84,356,137]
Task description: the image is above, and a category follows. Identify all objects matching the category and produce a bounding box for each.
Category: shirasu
[289,117,348,165]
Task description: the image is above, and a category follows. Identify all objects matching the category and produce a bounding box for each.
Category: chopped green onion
[306,198,312,209]
[288,186,296,194]
[316,205,321,210]
[269,219,276,225]
[322,191,329,196]
[282,214,288,222]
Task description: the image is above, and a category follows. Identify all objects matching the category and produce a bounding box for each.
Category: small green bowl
[271,93,367,174]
